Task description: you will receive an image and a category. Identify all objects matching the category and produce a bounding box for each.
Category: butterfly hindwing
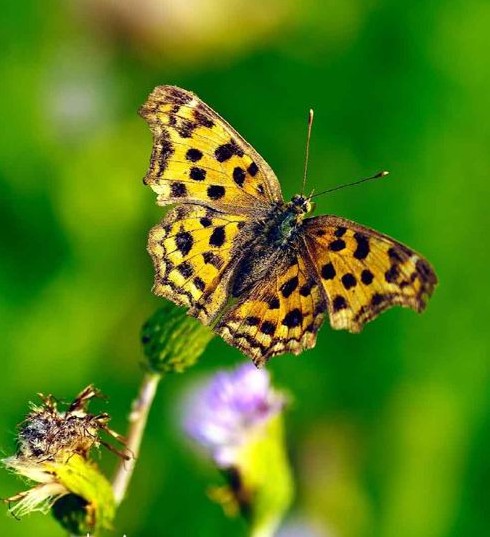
[148,204,247,324]
[216,250,328,365]
[139,86,283,214]
[302,215,437,332]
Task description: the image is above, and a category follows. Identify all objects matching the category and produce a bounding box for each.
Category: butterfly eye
[296,196,312,215]
[291,194,310,213]
[302,199,313,213]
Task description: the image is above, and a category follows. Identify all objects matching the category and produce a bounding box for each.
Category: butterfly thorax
[255,195,311,248]
[231,195,312,297]
[273,194,312,243]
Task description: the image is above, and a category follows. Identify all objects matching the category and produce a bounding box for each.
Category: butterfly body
[230,199,308,297]
[140,86,437,365]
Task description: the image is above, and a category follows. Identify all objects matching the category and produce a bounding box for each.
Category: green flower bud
[141,303,214,374]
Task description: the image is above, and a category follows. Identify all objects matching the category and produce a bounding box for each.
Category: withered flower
[3,385,127,533]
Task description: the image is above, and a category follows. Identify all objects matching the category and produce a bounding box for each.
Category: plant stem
[112,372,161,505]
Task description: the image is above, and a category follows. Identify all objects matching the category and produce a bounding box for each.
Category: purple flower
[182,364,286,467]
[276,517,330,537]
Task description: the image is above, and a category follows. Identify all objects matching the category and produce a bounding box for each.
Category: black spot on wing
[321,262,336,280]
[282,309,303,328]
[176,261,193,278]
[341,273,357,290]
[334,226,347,237]
[361,269,374,285]
[202,251,224,268]
[214,140,244,162]
[215,144,234,162]
[176,118,196,138]
[280,276,299,298]
[329,239,346,252]
[175,231,193,256]
[261,321,276,335]
[246,316,260,326]
[332,295,347,312]
[299,280,315,297]
[166,87,192,105]
[207,185,226,200]
[190,167,206,181]
[171,182,187,197]
[186,148,203,162]
[233,167,246,187]
[388,247,404,262]
[194,108,215,128]
[384,264,399,283]
[209,226,226,247]
[353,232,370,260]
[193,277,205,291]
[416,258,436,283]
[247,162,259,176]
[267,297,280,309]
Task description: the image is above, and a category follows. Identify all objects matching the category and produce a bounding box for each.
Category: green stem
[112,372,161,505]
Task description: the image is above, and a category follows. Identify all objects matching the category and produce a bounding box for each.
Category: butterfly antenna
[302,109,314,195]
[310,170,389,199]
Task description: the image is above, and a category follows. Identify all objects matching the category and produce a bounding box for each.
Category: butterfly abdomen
[231,244,284,297]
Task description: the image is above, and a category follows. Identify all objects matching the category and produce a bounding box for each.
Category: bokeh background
[1,1,489,535]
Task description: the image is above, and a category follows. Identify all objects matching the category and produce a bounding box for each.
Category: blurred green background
[1,1,488,535]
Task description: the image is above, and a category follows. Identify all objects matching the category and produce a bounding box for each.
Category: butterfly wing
[215,248,328,366]
[302,215,437,332]
[139,85,283,214]
[148,204,248,324]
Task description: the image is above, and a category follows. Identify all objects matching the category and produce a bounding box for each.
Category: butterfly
[139,86,437,366]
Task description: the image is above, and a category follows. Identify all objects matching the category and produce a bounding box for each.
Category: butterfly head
[290,194,313,216]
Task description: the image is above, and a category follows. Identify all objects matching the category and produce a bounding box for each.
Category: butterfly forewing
[139,86,283,214]
[302,216,437,332]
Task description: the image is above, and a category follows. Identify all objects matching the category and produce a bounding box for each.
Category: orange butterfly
[140,86,437,365]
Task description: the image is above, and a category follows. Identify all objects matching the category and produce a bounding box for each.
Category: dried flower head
[3,385,126,532]
[15,385,125,462]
